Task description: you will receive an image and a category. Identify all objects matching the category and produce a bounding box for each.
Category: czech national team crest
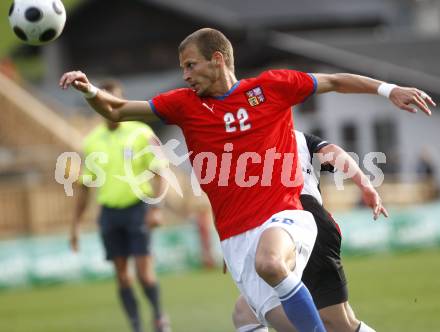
[245,86,265,106]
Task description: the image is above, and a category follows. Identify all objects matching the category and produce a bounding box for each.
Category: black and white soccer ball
[8,0,66,46]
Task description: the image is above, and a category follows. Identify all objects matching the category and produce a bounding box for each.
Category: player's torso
[177,78,303,239]
[181,78,295,162]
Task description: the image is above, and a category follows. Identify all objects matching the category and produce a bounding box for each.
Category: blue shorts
[98,201,151,260]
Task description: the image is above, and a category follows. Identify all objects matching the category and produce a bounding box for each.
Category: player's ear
[212,52,223,66]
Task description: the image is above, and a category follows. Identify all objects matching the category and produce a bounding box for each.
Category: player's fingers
[59,73,69,87]
[399,103,418,113]
[414,94,430,112]
[418,90,436,107]
[373,205,380,220]
[372,199,380,219]
[73,80,89,93]
[410,94,431,116]
[381,206,389,218]
[61,74,73,89]
[65,73,82,89]
[62,71,86,89]
[61,72,76,89]
[427,96,436,107]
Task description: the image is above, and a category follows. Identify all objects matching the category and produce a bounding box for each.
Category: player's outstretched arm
[313,73,436,115]
[318,143,389,220]
[59,71,157,122]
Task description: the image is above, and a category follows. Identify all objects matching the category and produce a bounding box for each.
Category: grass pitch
[0,249,439,332]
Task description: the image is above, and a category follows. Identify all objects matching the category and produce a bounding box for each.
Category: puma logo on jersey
[202,103,215,113]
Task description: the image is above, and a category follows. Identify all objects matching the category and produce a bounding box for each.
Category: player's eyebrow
[180,60,195,68]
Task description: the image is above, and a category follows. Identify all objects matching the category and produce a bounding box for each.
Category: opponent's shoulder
[294,130,311,155]
[294,130,307,145]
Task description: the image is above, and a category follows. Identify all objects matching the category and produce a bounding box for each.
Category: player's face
[179,43,219,97]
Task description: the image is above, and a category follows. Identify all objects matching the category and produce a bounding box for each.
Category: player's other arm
[317,143,388,220]
[313,73,436,115]
[59,71,156,122]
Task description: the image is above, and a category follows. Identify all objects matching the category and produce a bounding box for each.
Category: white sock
[237,324,269,332]
[358,321,376,332]
[273,272,302,299]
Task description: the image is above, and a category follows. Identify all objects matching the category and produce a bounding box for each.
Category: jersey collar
[212,81,241,100]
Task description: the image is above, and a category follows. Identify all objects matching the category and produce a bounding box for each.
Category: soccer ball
[8,0,66,46]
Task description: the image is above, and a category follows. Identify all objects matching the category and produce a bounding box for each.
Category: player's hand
[361,185,389,220]
[390,87,436,116]
[145,207,164,229]
[59,70,91,93]
[69,225,80,252]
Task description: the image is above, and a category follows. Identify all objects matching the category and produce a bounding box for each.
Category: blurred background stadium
[1,0,440,331]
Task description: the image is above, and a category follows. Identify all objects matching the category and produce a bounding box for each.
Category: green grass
[0,270,239,332]
[343,249,440,332]
[0,249,439,332]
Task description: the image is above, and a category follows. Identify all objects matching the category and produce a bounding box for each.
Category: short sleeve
[304,133,330,154]
[260,70,317,106]
[304,133,335,173]
[149,88,189,126]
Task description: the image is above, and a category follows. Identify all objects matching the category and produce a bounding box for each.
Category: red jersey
[150,70,317,240]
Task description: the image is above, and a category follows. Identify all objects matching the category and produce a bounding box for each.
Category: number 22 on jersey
[224,108,251,133]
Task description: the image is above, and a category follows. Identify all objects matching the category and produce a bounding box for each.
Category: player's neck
[210,71,238,97]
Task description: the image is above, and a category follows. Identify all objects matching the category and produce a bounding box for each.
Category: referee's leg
[100,206,143,332]
[113,256,143,332]
[130,204,170,332]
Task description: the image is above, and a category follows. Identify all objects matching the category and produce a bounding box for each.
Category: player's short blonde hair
[179,28,235,73]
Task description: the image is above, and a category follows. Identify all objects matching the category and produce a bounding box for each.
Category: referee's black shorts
[300,194,348,310]
[98,201,151,260]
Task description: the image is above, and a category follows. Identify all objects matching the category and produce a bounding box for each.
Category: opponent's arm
[313,73,436,115]
[317,143,388,220]
[70,183,89,252]
[59,71,157,122]
[143,133,168,229]
[145,175,166,229]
